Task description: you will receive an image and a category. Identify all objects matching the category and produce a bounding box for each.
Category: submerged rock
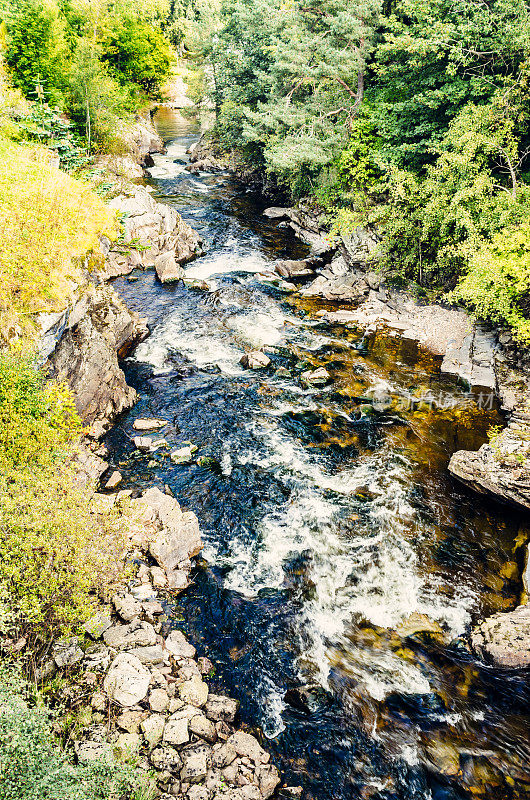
[471,604,530,668]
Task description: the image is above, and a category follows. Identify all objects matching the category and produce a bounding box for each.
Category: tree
[101,15,172,94]
[4,0,71,105]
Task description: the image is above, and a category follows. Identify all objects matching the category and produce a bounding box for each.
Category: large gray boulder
[471,604,530,668]
[105,187,203,281]
[104,652,151,707]
[103,619,157,649]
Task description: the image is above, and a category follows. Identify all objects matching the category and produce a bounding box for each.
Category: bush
[0,135,115,340]
[0,668,155,800]
[448,220,530,342]
[0,354,126,649]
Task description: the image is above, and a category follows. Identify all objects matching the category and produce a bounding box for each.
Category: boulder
[189,713,217,743]
[104,653,151,707]
[150,688,170,712]
[115,732,141,759]
[75,740,113,763]
[471,604,530,668]
[112,591,142,622]
[141,714,166,750]
[163,705,198,746]
[128,645,166,665]
[103,619,157,649]
[227,732,268,766]
[150,745,182,772]
[180,743,211,783]
[263,207,291,220]
[116,709,148,732]
[240,352,271,370]
[47,285,141,434]
[133,418,167,431]
[258,764,281,799]
[274,259,315,280]
[204,694,239,723]
[104,470,122,490]
[83,610,113,640]
[179,675,209,708]
[165,630,197,659]
[155,251,185,283]
[300,367,331,386]
[52,638,84,669]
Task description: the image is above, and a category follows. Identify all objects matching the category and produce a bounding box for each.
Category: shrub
[0,668,155,800]
[0,353,126,649]
[0,135,115,340]
[448,220,530,343]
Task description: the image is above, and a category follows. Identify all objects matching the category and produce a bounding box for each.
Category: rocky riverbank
[47,480,282,800]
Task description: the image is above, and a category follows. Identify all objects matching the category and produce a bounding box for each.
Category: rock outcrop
[102,187,203,281]
[45,284,148,437]
[471,604,530,668]
[449,399,530,510]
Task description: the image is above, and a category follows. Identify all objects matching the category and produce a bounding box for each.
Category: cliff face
[45,284,148,438]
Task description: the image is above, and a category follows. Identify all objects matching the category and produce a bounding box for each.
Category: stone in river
[155,251,185,283]
[134,436,152,452]
[263,207,291,219]
[170,444,196,464]
[133,418,167,431]
[240,351,271,369]
[104,470,123,489]
[300,367,331,386]
[471,604,530,668]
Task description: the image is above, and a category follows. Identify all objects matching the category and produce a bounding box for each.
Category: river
[106,108,530,800]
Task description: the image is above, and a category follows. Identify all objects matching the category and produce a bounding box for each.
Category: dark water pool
[106,108,530,800]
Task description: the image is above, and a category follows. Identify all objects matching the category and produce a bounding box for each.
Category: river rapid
[106,109,530,800]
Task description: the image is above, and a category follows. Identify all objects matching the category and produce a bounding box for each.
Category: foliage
[14,103,89,169]
[0,668,155,800]
[0,352,127,647]
[3,0,70,106]
[0,0,176,149]
[0,135,115,338]
[101,15,172,94]
[449,220,530,343]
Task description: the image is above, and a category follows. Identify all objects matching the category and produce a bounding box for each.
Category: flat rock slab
[471,604,530,668]
[103,620,157,649]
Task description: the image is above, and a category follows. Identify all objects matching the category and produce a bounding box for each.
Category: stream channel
[106,109,530,800]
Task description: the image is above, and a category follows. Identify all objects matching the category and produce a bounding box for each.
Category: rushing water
[107,109,530,800]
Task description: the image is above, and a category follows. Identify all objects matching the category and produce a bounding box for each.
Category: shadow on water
[106,108,530,800]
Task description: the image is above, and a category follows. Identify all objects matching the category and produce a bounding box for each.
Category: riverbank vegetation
[0,669,154,800]
[197,0,530,341]
[0,0,181,153]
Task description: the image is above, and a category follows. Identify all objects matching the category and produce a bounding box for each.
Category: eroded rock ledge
[42,284,148,438]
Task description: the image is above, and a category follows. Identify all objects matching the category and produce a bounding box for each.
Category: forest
[2,0,530,339]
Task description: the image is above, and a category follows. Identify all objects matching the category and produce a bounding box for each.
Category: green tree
[101,15,172,94]
[4,0,71,105]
